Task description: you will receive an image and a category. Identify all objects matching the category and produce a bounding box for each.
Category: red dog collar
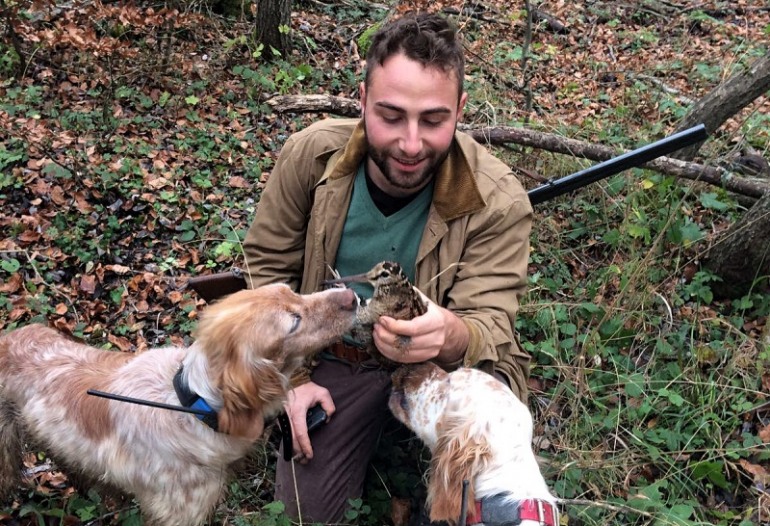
[467,497,559,526]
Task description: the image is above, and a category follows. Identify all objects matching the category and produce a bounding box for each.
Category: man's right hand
[284,381,335,463]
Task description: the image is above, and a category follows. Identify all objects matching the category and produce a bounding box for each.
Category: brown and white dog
[0,284,357,526]
[389,362,559,526]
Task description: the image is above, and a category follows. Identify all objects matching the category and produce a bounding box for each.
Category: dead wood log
[533,8,568,34]
[266,94,361,117]
[265,94,770,199]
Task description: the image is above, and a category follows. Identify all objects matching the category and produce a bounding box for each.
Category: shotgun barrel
[527,124,708,205]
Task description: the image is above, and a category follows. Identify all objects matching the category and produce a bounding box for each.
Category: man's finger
[296,431,314,460]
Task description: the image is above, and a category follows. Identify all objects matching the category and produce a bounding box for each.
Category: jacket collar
[317,120,485,221]
[467,496,559,526]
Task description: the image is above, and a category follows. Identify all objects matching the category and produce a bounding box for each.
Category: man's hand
[373,296,469,365]
[284,382,335,463]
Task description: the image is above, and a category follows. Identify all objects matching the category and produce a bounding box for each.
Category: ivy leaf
[624,373,645,397]
[179,230,196,242]
[659,388,685,407]
[627,223,649,239]
[677,220,702,245]
[1,258,20,273]
[691,461,729,489]
[699,192,730,211]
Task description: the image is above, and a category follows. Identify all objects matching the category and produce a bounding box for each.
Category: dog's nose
[335,288,358,311]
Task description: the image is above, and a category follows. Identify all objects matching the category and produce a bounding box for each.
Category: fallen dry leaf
[740,459,770,487]
[760,424,770,444]
[79,274,97,294]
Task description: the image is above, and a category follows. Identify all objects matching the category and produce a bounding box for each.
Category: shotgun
[527,124,708,205]
[188,124,709,303]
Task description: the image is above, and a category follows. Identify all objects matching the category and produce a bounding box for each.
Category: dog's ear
[426,413,492,525]
[217,357,286,440]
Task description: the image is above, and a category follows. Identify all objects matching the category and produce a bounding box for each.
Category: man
[242,12,533,523]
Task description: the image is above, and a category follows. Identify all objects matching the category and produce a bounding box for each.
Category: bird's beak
[322,272,369,286]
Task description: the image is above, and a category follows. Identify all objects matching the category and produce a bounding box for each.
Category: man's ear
[359,81,367,117]
[456,92,468,122]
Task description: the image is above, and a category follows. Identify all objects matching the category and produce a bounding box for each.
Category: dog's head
[194,284,357,438]
[390,362,507,525]
[389,361,450,448]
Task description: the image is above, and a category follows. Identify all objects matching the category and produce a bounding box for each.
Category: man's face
[360,53,467,197]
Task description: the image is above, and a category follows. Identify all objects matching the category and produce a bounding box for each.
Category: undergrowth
[521,175,769,525]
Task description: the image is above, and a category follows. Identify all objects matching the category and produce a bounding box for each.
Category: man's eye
[382,115,401,123]
[423,119,444,128]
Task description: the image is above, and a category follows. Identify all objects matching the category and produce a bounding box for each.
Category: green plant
[679,270,721,305]
[0,138,27,175]
[0,45,20,78]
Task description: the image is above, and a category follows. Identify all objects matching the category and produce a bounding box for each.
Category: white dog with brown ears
[389,362,559,526]
[0,284,357,526]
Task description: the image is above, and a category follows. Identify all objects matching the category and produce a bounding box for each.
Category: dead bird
[323,261,428,366]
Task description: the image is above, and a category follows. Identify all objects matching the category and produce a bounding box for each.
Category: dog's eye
[289,313,301,333]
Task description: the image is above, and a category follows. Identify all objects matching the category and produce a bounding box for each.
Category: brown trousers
[274,356,394,523]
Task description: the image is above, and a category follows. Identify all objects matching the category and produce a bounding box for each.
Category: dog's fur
[389,362,557,525]
[0,284,356,525]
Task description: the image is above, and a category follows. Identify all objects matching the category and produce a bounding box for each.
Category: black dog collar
[173,366,219,431]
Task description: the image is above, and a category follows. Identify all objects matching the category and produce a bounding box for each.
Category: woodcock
[323,261,428,366]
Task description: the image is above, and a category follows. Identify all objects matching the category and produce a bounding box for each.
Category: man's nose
[399,122,423,157]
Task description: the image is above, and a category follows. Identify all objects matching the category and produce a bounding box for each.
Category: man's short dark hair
[365,13,465,101]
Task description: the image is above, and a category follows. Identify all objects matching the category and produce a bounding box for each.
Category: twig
[653,291,674,332]
[428,262,463,284]
[84,504,139,526]
[633,73,695,105]
[371,465,392,498]
[291,459,304,525]
[557,497,655,518]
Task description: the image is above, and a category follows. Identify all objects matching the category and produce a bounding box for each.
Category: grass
[1,1,769,525]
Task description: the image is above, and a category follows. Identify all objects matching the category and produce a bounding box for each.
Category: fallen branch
[463,126,769,199]
[266,94,770,199]
[557,498,654,519]
[266,94,360,117]
[533,8,569,34]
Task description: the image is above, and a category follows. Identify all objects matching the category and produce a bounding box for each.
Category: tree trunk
[0,0,27,79]
[704,192,770,299]
[254,0,291,58]
[673,50,770,161]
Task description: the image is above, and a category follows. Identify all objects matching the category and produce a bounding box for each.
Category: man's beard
[364,123,451,192]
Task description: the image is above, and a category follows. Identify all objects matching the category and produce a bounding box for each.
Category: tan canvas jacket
[242,119,534,400]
